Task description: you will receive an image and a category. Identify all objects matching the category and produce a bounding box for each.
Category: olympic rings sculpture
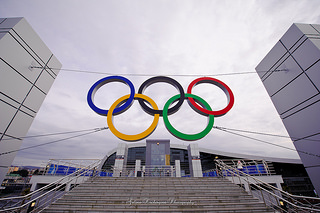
[87,76,234,142]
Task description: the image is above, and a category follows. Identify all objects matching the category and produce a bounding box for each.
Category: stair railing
[0,159,101,213]
[215,159,320,212]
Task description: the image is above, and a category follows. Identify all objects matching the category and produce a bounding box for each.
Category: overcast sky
[1,0,320,167]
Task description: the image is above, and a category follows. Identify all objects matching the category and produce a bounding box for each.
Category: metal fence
[215,159,320,212]
[112,165,176,177]
[0,160,101,213]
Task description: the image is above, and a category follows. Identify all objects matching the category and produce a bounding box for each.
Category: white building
[0,17,61,184]
[256,23,320,194]
[29,141,315,196]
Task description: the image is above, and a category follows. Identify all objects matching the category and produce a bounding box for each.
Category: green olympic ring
[163,93,214,141]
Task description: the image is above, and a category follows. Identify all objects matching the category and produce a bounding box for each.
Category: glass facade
[101,147,190,175]
[145,140,170,166]
[273,162,316,196]
[200,152,234,171]
[150,143,166,165]
[101,153,116,171]
[170,148,189,176]
[127,147,146,166]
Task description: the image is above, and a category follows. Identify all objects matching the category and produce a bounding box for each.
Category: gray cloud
[1,0,319,166]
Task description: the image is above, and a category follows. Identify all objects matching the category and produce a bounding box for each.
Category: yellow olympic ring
[107,94,160,141]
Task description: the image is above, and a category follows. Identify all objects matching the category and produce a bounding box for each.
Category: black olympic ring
[138,76,185,116]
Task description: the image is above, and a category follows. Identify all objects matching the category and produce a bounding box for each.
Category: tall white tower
[256,23,320,194]
[0,17,61,184]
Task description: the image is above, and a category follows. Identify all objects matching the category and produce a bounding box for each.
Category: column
[113,143,128,177]
[188,144,203,177]
[175,160,181,177]
[135,160,141,177]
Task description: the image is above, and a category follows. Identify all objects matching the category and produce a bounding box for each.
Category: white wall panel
[312,24,320,32]
[255,41,287,79]
[294,137,320,168]
[0,60,32,103]
[23,87,46,113]
[310,38,320,50]
[261,56,304,96]
[292,38,320,70]
[0,102,17,133]
[271,74,318,115]
[282,100,320,139]
[0,18,22,29]
[0,92,20,109]
[280,24,305,50]
[295,23,320,35]
[305,167,320,198]
[13,18,52,64]
[6,111,34,137]
[306,60,320,87]
[46,55,62,76]
[35,69,56,93]
[0,32,43,84]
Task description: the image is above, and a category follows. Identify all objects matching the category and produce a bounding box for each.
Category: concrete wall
[0,17,61,184]
[226,175,283,192]
[256,23,320,194]
[29,175,89,191]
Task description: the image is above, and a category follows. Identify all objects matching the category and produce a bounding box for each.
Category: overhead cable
[213,126,320,158]
[0,127,108,156]
[31,66,287,77]
[1,127,107,141]
[213,126,320,142]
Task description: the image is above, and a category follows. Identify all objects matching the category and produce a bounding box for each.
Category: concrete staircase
[43,177,274,212]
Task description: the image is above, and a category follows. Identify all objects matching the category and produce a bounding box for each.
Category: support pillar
[175,160,181,177]
[65,183,71,191]
[135,160,141,177]
[113,143,128,177]
[142,166,145,177]
[188,144,203,177]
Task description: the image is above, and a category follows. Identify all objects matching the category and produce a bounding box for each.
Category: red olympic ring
[187,77,234,117]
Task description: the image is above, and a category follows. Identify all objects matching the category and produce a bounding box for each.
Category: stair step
[51,201,267,206]
[54,198,260,204]
[60,195,256,200]
[43,177,273,212]
[60,195,255,201]
[44,206,274,213]
[71,191,244,195]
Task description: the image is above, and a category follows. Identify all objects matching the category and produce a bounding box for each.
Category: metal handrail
[202,159,273,177]
[43,159,100,176]
[218,159,274,175]
[0,159,101,212]
[215,159,320,212]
